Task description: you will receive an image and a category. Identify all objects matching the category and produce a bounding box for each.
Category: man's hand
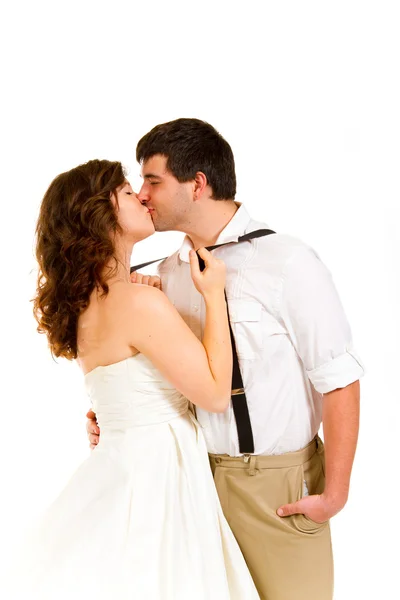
[277,492,345,523]
[130,271,162,289]
[278,380,360,524]
[86,410,100,450]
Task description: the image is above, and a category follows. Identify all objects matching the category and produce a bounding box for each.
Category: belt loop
[248,455,257,476]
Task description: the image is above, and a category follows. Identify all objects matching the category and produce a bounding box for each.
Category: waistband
[208,435,323,470]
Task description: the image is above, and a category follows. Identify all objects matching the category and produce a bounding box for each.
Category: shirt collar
[178,203,252,263]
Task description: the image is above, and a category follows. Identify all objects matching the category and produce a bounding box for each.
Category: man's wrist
[321,490,348,513]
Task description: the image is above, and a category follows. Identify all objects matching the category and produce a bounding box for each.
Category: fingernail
[277,508,284,516]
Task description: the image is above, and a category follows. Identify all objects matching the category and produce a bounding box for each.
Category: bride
[6,159,259,599]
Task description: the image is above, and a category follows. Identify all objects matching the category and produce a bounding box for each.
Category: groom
[87,118,363,600]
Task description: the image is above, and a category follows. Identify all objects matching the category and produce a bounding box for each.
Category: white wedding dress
[5,353,259,599]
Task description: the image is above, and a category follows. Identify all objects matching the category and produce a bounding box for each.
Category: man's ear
[193,171,208,200]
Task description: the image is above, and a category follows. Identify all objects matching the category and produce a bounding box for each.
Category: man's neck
[184,200,239,250]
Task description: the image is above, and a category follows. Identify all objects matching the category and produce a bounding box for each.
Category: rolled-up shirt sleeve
[279,245,365,394]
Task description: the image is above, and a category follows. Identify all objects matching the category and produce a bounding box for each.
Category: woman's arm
[129,248,232,412]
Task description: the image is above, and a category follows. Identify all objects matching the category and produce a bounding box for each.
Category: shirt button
[193,305,199,312]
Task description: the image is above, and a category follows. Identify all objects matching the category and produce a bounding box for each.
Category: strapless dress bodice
[84,353,188,429]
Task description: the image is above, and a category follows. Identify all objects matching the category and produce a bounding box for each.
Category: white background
[0,1,399,598]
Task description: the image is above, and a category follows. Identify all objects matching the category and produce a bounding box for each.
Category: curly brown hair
[33,159,126,360]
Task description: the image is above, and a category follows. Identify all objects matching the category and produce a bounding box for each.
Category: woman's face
[113,180,155,242]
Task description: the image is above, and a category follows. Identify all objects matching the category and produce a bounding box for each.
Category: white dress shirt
[156,204,364,456]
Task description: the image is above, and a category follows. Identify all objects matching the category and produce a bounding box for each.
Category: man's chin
[152,216,176,233]
[154,223,168,232]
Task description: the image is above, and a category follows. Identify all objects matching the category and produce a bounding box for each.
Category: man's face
[137,154,193,232]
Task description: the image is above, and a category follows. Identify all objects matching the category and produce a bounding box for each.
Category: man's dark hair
[136,118,236,200]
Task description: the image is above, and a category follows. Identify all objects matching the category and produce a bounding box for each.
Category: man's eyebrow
[142,173,163,180]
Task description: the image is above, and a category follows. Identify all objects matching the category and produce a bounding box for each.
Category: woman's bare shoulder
[87,283,167,323]
[124,283,170,315]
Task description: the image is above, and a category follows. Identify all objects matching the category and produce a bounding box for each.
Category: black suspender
[129,229,276,272]
[130,228,276,454]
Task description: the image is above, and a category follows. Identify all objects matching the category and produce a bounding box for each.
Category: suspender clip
[231,388,245,396]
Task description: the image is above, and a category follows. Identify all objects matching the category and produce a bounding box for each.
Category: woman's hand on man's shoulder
[130,271,162,290]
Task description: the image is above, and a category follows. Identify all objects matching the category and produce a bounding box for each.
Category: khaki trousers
[209,436,333,600]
